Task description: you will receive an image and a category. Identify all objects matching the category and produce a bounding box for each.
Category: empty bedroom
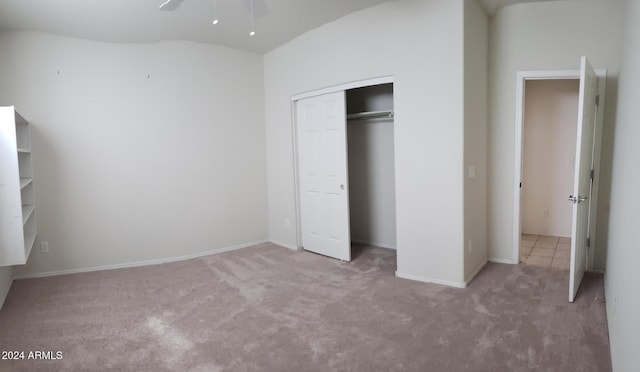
[0,0,638,371]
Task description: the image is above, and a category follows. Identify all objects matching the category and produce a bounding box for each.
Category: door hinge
[590,169,595,180]
[587,237,591,248]
[595,95,600,106]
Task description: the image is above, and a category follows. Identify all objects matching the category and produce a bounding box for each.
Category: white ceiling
[0,0,556,53]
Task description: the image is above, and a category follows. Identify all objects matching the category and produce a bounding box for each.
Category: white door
[569,57,598,302]
[296,91,351,261]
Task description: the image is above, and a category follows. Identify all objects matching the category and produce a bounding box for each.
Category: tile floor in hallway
[520,234,571,270]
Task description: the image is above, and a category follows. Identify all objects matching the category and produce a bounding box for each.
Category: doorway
[519,79,579,270]
[292,77,396,266]
[512,60,606,302]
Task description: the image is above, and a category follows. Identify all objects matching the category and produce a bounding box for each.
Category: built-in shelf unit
[0,106,37,266]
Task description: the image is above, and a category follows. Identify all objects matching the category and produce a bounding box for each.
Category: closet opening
[293,77,396,269]
[346,83,396,260]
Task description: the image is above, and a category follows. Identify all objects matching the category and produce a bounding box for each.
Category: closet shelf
[22,205,35,225]
[1,106,37,266]
[24,231,36,257]
[20,178,32,189]
[347,110,394,121]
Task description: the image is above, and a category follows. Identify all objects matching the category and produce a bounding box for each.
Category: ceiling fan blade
[159,0,185,11]
[243,0,268,17]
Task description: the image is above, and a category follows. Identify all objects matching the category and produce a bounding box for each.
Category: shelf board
[22,205,35,225]
[24,231,36,258]
[20,178,33,189]
[17,147,31,153]
[15,110,28,124]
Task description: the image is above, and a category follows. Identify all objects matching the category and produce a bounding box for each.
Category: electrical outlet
[543,208,549,217]
[40,241,49,254]
[284,218,290,228]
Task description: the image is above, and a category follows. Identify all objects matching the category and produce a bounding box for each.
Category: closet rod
[346,110,394,121]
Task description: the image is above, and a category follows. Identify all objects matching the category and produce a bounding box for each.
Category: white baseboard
[269,240,299,250]
[523,232,571,239]
[14,240,269,280]
[488,258,518,265]
[464,260,488,286]
[589,268,605,274]
[352,240,396,250]
[270,240,396,251]
[395,271,466,288]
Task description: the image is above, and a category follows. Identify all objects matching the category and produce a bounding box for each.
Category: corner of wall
[0,266,14,310]
[463,0,490,280]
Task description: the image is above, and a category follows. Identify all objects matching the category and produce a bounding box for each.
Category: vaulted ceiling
[0,0,558,53]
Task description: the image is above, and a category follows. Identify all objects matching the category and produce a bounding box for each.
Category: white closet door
[569,56,598,302]
[296,91,351,261]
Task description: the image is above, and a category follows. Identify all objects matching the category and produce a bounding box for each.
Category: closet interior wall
[346,83,396,249]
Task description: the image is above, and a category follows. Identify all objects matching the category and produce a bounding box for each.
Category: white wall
[265,0,467,284]
[522,80,578,237]
[463,0,489,281]
[605,0,640,370]
[0,31,268,276]
[488,0,625,266]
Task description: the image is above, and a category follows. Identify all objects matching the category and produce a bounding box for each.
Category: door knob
[340,184,345,190]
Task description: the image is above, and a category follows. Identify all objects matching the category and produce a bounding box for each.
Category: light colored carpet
[0,243,610,371]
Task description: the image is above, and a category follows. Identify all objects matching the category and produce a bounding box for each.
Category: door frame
[290,75,394,250]
[512,69,607,269]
